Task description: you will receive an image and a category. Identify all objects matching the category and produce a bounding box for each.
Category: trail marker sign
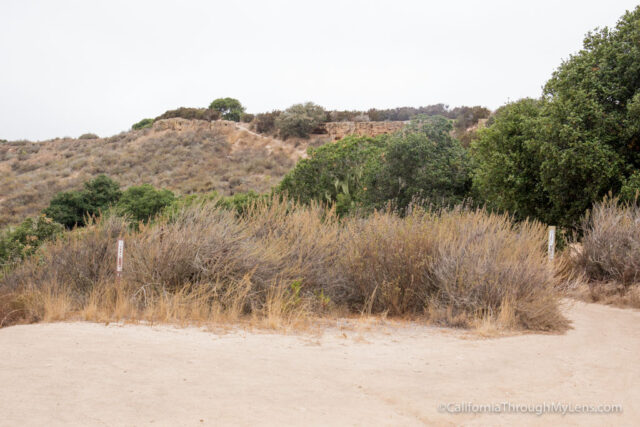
[116,239,124,276]
[548,226,556,261]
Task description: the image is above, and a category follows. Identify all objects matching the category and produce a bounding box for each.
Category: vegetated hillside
[0,118,318,227]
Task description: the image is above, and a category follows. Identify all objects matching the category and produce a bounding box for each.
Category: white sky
[1,0,638,141]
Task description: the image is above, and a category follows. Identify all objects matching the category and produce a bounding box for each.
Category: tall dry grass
[0,198,567,331]
[564,198,640,308]
[342,207,566,330]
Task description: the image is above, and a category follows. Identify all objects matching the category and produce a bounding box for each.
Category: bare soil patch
[0,301,638,426]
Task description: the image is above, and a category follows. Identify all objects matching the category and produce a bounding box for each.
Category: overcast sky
[1,0,638,141]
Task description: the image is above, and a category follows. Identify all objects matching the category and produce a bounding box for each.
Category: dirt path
[1,301,638,426]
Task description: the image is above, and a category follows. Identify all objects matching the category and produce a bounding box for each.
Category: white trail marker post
[116,239,124,278]
[548,226,556,261]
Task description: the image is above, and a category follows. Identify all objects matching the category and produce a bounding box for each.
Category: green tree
[43,175,122,228]
[275,102,326,139]
[208,98,245,122]
[537,7,640,227]
[471,99,552,221]
[362,115,470,211]
[117,184,175,223]
[471,7,640,228]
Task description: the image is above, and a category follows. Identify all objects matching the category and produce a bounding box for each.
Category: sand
[0,301,638,426]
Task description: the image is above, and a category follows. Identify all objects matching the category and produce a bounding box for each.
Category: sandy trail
[0,301,638,426]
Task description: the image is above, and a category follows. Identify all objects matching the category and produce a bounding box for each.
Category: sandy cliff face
[322,121,406,141]
[153,118,308,160]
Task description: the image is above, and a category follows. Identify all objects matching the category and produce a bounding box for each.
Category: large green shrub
[43,175,122,228]
[362,115,470,211]
[209,98,245,122]
[275,102,326,139]
[277,135,386,214]
[117,184,175,223]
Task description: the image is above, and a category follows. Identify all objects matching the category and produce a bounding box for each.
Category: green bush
[155,108,220,122]
[209,98,245,122]
[216,191,265,215]
[362,115,470,211]
[117,184,175,223]
[277,135,386,215]
[275,102,326,139]
[621,171,640,203]
[0,215,63,267]
[132,118,154,130]
[78,133,99,140]
[43,175,122,228]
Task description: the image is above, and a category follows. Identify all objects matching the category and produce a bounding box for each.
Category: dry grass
[0,199,567,332]
[0,119,300,228]
[562,198,640,308]
[342,207,567,331]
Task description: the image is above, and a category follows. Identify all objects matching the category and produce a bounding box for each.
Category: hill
[0,118,320,227]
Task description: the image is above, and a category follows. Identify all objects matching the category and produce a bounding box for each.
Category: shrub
[216,191,265,215]
[0,215,63,267]
[78,133,99,140]
[253,111,281,134]
[362,115,470,211]
[571,198,640,286]
[342,206,566,330]
[209,98,245,122]
[620,171,640,203]
[43,175,122,228]
[155,107,220,122]
[1,199,567,331]
[1,215,128,294]
[275,102,326,138]
[240,113,254,123]
[277,135,386,215]
[117,184,175,223]
[132,118,154,130]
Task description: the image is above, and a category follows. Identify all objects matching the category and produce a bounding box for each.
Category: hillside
[0,119,323,227]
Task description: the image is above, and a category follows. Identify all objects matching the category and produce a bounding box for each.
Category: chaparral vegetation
[1,6,640,331]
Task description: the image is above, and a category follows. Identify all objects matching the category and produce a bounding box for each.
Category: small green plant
[315,289,331,310]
